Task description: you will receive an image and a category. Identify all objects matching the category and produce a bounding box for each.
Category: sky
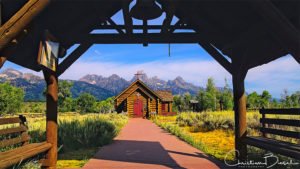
[2,8,300,98]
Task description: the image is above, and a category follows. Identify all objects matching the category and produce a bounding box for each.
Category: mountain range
[0,68,205,101]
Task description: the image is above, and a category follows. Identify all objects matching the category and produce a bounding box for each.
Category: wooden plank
[0,117,21,125]
[0,142,52,169]
[260,118,300,127]
[260,108,300,115]
[260,128,300,139]
[0,0,50,51]
[245,136,300,151]
[0,126,27,135]
[0,134,30,148]
[0,142,41,159]
[243,136,300,160]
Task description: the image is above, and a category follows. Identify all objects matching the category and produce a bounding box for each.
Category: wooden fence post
[43,70,58,169]
[232,72,247,161]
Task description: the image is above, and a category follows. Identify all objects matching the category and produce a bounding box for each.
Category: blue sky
[2,9,300,98]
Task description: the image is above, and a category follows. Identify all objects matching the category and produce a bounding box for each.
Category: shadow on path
[93,140,186,169]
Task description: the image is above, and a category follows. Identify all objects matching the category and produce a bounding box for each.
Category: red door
[162,103,166,112]
[134,99,143,117]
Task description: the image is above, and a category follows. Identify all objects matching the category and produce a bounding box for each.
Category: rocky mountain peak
[174,76,184,82]
[173,76,186,86]
[22,73,42,83]
[108,74,120,80]
[1,68,207,101]
[79,74,102,85]
[0,68,23,79]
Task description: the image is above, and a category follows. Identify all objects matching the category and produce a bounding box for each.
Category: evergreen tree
[260,90,272,108]
[197,90,207,111]
[173,95,183,112]
[205,77,218,111]
[220,78,233,110]
[290,91,300,107]
[247,92,260,110]
[281,89,292,108]
[183,93,192,111]
[76,93,97,113]
[58,81,74,112]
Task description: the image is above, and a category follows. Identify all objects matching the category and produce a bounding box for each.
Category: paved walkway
[83,118,227,169]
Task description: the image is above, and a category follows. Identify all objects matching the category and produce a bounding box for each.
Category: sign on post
[37,31,60,72]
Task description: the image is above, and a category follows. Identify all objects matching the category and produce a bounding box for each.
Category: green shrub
[176,112,234,132]
[28,113,128,152]
[0,83,24,115]
[58,118,116,151]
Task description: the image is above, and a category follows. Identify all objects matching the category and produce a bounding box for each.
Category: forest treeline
[0,78,299,115]
[172,78,300,112]
[0,82,114,115]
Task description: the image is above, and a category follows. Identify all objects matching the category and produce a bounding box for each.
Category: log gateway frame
[0,0,299,168]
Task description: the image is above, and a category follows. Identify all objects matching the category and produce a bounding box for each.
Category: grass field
[0,113,128,168]
[153,111,299,163]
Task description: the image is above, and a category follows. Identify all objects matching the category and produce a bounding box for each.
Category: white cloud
[94,50,102,56]
[246,56,300,97]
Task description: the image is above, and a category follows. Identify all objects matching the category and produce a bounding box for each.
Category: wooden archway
[0,0,299,168]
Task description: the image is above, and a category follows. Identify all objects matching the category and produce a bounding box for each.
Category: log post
[147,98,151,118]
[232,71,247,161]
[43,70,58,169]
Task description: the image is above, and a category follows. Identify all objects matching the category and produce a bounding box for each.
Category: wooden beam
[143,20,148,46]
[221,22,266,55]
[107,18,125,34]
[161,2,175,34]
[198,43,232,74]
[66,33,205,44]
[122,0,133,34]
[57,43,92,77]
[0,0,50,52]
[43,69,58,169]
[250,0,300,63]
[95,24,193,30]
[0,27,30,69]
[169,20,186,33]
[0,40,19,69]
[0,2,2,26]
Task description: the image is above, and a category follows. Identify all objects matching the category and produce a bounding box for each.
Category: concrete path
[83,118,227,169]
